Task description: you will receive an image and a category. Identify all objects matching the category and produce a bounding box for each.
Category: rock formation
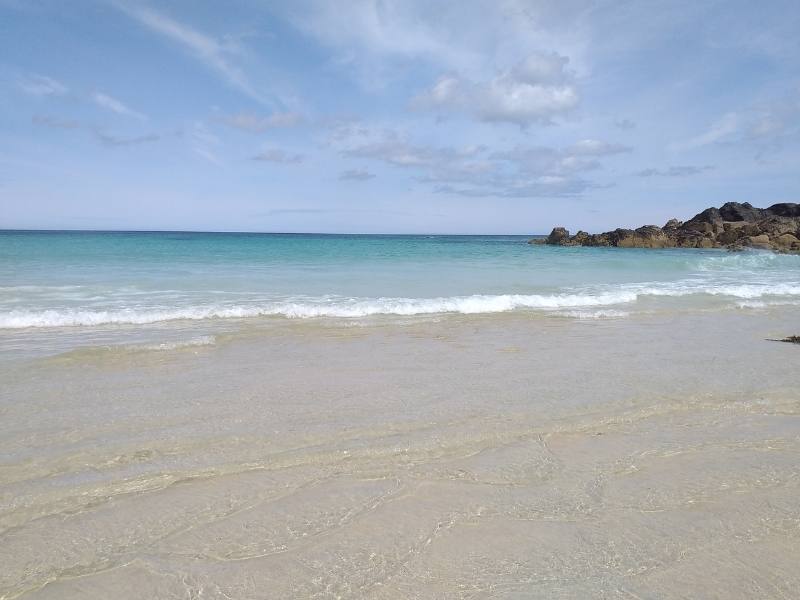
[768,336,800,344]
[533,202,800,253]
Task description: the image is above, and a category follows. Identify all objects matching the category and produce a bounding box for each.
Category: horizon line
[0,228,549,237]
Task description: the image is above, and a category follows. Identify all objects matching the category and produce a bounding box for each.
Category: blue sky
[1,0,798,233]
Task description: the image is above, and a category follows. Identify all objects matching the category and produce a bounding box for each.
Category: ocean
[2,230,799,358]
[2,231,800,598]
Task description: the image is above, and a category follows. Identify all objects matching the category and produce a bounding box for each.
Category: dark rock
[684,207,722,229]
[607,228,636,247]
[757,217,798,238]
[768,336,800,344]
[572,231,591,245]
[590,233,611,246]
[717,227,744,245]
[546,227,570,245]
[766,203,800,218]
[539,201,800,253]
[718,201,764,222]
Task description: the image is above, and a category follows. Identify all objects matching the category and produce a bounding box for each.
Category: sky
[1,0,798,234]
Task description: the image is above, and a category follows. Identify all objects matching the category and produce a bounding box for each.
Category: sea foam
[2,281,799,328]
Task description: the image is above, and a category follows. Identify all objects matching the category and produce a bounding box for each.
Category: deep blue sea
[1,231,799,333]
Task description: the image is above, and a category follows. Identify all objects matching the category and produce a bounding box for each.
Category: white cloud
[18,74,67,96]
[332,126,626,198]
[491,141,630,180]
[92,92,147,121]
[281,1,481,78]
[277,1,591,91]
[413,52,578,126]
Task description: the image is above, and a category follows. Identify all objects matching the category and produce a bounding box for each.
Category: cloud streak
[114,3,269,105]
[222,111,303,132]
[18,74,68,96]
[33,114,161,147]
[339,169,375,181]
[252,149,304,164]
[636,165,714,177]
[92,92,147,121]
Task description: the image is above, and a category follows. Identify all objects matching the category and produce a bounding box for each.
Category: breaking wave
[2,281,799,328]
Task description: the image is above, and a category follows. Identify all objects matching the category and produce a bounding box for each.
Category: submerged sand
[1,308,799,599]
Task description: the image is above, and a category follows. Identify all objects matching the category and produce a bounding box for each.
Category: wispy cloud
[339,169,375,181]
[332,126,627,198]
[260,208,414,219]
[92,92,147,121]
[33,115,80,129]
[188,122,223,165]
[114,3,269,105]
[636,165,715,177]
[252,149,304,164]
[677,112,740,149]
[674,92,800,155]
[94,131,160,146]
[33,114,160,147]
[18,74,68,96]
[222,111,303,132]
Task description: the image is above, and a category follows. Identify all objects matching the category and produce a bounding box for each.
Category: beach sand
[2,307,799,599]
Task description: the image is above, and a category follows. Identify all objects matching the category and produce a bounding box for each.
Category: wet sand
[1,308,799,599]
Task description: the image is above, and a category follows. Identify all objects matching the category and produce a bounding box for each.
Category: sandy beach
[2,307,799,598]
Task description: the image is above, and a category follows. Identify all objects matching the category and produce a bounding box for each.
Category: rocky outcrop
[532,202,800,253]
[768,336,800,344]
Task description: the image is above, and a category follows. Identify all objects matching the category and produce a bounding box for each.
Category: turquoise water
[2,230,799,331]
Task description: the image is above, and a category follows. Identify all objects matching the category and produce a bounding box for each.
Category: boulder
[746,234,772,249]
[635,225,674,248]
[774,233,800,249]
[546,227,570,245]
[572,230,591,245]
[766,203,800,218]
[717,227,744,245]
[683,207,722,231]
[662,219,683,236]
[718,201,764,222]
[757,217,798,238]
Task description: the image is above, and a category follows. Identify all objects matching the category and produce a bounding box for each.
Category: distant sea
[1,230,799,357]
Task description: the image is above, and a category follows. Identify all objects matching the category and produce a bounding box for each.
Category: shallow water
[1,305,799,599]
